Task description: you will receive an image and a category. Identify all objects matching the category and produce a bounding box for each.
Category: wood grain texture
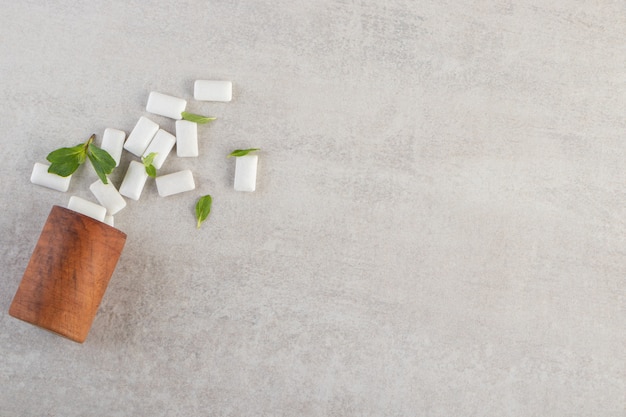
[9,206,126,343]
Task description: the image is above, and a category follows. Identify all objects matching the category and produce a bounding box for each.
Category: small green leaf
[195,194,213,229]
[87,142,116,184]
[46,142,88,177]
[47,159,82,177]
[227,148,260,158]
[142,152,157,167]
[46,143,87,164]
[181,111,217,124]
[141,152,158,178]
[145,164,156,178]
[44,134,116,182]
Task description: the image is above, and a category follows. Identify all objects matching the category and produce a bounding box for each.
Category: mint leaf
[142,152,157,166]
[46,143,87,177]
[47,159,83,177]
[145,165,156,178]
[45,134,116,183]
[181,111,216,124]
[227,148,260,158]
[141,152,158,178]
[87,142,116,184]
[195,194,212,228]
[46,143,87,164]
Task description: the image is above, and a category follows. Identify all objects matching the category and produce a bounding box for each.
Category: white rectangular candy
[155,170,195,197]
[104,214,114,227]
[119,160,149,201]
[234,154,258,192]
[146,92,187,120]
[142,129,175,169]
[30,162,71,192]
[100,128,125,167]
[194,80,232,102]
[124,116,159,157]
[175,120,198,157]
[67,196,107,222]
[89,179,127,215]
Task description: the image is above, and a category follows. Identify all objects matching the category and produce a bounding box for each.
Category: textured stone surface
[0,1,624,416]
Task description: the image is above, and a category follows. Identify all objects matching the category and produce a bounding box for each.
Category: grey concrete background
[0,0,624,415]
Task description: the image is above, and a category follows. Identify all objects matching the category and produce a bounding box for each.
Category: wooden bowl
[9,205,126,343]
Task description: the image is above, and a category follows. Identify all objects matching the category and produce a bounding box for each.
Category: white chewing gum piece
[175,120,198,157]
[142,129,175,169]
[124,116,159,157]
[89,180,127,215]
[119,160,149,201]
[101,128,126,167]
[104,214,115,227]
[194,80,232,102]
[146,91,187,120]
[30,162,71,192]
[155,170,195,197]
[234,154,258,192]
[67,196,107,222]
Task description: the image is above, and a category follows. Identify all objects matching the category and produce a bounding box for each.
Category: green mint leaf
[195,194,212,229]
[141,152,158,178]
[181,111,217,124]
[46,143,87,164]
[45,134,115,182]
[87,143,116,184]
[142,152,157,166]
[47,159,82,177]
[145,164,156,178]
[46,142,88,177]
[227,148,260,158]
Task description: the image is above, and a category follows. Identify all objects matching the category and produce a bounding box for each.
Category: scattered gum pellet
[194,80,232,102]
[101,128,126,167]
[104,214,114,227]
[119,160,149,201]
[30,162,71,192]
[67,196,107,222]
[234,154,258,192]
[175,120,198,157]
[124,116,159,157]
[142,129,175,169]
[146,92,187,120]
[89,179,127,215]
[155,170,195,197]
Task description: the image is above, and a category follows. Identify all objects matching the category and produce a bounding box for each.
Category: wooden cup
[9,205,126,343]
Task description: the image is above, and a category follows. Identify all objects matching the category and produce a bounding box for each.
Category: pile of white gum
[30,80,258,226]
